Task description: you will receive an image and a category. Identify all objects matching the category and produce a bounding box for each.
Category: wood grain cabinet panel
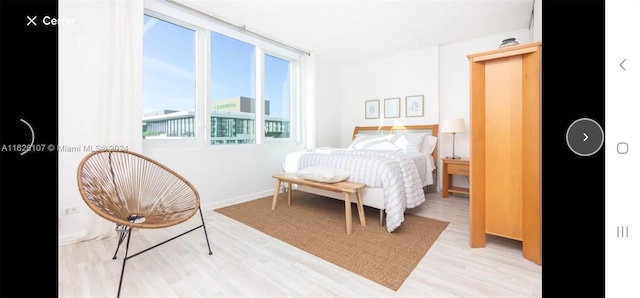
[467,42,541,265]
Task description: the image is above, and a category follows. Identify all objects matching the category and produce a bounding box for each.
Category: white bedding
[282,147,434,233]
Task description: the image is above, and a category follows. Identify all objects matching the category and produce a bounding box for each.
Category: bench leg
[271,179,281,211]
[355,191,366,226]
[343,192,352,235]
[287,182,292,205]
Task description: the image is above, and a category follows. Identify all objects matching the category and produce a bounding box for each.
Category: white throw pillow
[421,135,438,154]
[296,166,351,183]
[349,134,390,149]
[361,141,403,151]
[350,135,402,151]
[390,133,426,153]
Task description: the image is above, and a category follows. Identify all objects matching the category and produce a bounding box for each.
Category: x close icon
[27,16,37,26]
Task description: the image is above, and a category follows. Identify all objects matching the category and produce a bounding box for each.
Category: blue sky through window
[143,15,290,119]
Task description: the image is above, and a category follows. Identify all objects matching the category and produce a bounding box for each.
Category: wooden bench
[271,173,367,235]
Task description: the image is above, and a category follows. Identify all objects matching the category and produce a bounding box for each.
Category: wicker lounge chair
[77,149,212,297]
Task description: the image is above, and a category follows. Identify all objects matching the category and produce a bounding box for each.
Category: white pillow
[421,135,438,154]
[349,134,393,149]
[296,166,351,183]
[361,141,403,151]
[390,133,426,153]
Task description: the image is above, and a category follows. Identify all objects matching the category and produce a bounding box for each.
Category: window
[142,15,196,139]
[210,32,256,144]
[264,54,291,139]
[142,2,301,147]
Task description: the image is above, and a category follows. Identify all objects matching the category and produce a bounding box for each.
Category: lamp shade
[441,118,466,133]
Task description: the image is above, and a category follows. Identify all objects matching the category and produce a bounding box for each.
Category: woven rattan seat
[77,149,212,297]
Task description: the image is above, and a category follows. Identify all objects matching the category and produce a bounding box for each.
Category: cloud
[211,82,230,92]
[143,55,194,81]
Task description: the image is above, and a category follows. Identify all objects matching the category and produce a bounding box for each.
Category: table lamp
[441,118,466,159]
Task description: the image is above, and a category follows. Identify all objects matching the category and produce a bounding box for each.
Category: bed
[281,124,439,233]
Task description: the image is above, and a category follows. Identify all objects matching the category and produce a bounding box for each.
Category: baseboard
[202,190,274,211]
[58,232,82,246]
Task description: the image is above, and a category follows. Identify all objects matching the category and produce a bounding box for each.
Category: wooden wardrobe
[467,41,542,265]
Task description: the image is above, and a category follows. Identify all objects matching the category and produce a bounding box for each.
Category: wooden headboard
[351,124,439,167]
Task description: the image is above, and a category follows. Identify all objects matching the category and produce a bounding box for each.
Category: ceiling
[176,0,534,65]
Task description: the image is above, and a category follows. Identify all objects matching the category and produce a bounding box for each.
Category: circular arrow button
[566,118,604,156]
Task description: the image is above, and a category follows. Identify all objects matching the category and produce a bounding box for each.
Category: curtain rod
[164,0,311,56]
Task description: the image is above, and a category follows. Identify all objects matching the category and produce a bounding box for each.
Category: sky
[142,15,290,119]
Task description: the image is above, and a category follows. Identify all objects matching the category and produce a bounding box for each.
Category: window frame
[261,50,298,144]
[142,10,202,148]
[143,0,301,149]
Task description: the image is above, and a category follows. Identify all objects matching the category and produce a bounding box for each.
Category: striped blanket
[282,148,428,232]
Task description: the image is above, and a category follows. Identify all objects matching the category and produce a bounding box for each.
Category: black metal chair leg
[112,225,130,260]
[198,207,213,255]
[117,227,133,298]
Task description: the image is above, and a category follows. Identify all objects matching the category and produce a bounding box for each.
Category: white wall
[339,46,440,146]
[142,143,301,208]
[314,56,343,147]
[438,28,530,191]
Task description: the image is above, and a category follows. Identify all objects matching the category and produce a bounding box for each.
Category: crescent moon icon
[20,119,35,156]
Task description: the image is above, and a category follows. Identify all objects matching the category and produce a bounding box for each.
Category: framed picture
[365,100,380,119]
[384,97,401,118]
[405,95,424,117]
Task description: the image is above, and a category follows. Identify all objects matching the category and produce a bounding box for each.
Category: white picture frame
[405,95,424,117]
[365,99,380,119]
[384,97,401,118]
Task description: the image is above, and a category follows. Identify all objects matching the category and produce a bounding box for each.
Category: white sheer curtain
[79,0,144,241]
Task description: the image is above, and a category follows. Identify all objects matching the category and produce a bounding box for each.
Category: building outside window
[143,96,289,144]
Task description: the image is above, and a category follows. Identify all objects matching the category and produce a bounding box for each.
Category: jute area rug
[214,191,449,291]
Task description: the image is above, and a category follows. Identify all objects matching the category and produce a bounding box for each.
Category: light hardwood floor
[58,192,542,297]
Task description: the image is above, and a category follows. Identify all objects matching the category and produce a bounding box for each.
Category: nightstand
[442,158,469,198]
